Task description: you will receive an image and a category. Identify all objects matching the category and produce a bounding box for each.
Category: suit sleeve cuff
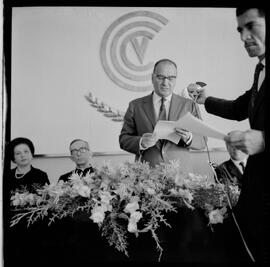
[139,137,147,151]
[178,133,192,147]
[185,133,193,146]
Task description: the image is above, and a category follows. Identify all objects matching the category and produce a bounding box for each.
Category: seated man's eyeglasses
[70,147,89,155]
[153,74,177,82]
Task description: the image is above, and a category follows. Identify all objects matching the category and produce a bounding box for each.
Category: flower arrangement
[10,160,240,261]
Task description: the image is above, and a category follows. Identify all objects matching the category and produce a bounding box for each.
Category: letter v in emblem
[130,37,149,64]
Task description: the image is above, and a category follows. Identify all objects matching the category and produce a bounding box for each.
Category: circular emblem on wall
[100,11,169,92]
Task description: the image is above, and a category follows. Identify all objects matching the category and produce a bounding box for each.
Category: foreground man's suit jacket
[205,80,267,262]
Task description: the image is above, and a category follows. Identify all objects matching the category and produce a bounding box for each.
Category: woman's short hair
[8,137,35,162]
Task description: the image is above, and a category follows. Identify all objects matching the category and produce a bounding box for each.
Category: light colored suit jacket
[119,92,206,173]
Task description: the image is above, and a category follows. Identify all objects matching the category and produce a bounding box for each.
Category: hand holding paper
[141,132,158,149]
[153,121,181,144]
[175,128,192,143]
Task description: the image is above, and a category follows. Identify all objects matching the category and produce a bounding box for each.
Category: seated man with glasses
[55,139,110,264]
[58,139,94,182]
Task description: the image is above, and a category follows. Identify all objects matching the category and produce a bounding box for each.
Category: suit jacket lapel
[168,93,180,121]
[227,159,242,180]
[142,93,184,129]
[142,93,156,128]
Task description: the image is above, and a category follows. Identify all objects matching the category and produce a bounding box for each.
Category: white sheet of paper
[153,112,226,142]
[153,121,180,144]
[175,112,226,140]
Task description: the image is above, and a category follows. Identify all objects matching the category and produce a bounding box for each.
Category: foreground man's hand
[224,129,265,155]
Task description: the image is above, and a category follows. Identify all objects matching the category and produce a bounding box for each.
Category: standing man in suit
[119,59,211,262]
[58,139,94,182]
[119,58,205,174]
[196,8,267,263]
[215,143,248,188]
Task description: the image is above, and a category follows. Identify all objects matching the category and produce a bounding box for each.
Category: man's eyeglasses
[153,74,177,82]
[70,147,89,155]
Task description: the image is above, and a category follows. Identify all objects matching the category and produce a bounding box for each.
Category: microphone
[187,82,207,102]
[195,81,207,88]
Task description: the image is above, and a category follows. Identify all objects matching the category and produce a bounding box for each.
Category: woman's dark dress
[6,166,50,267]
[9,166,50,192]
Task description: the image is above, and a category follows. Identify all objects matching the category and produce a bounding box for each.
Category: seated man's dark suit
[210,159,245,262]
[215,159,243,187]
[58,166,94,182]
[49,166,111,264]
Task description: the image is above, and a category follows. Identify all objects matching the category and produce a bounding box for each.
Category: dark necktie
[239,161,245,174]
[158,97,167,120]
[250,62,264,109]
[156,97,167,150]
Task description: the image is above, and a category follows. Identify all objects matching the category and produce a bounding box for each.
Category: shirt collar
[153,91,173,103]
[260,57,265,67]
[75,164,93,171]
[231,158,247,167]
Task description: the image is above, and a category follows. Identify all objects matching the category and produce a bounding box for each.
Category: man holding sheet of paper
[119,58,205,173]
[195,8,266,263]
[119,59,214,262]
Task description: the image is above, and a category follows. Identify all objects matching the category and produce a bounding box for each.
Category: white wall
[10,7,253,156]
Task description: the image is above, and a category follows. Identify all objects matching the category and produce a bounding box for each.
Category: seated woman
[6,137,50,266]
[8,137,50,192]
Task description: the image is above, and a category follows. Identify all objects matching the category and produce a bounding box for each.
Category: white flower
[46,182,66,198]
[82,173,95,184]
[77,185,91,198]
[169,188,178,195]
[114,183,129,200]
[174,172,185,186]
[90,206,105,223]
[124,201,139,214]
[127,211,142,233]
[26,193,36,205]
[208,207,227,224]
[146,187,155,195]
[70,175,92,198]
[130,211,142,222]
[11,192,23,206]
[177,188,193,202]
[69,173,82,181]
[128,221,138,233]
[99,191,112,205]
[12,192,36,206]
[119,164,130,177]
[98,191,113,211]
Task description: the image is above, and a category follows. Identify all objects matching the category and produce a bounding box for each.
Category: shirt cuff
[139,137,147,151]
[178,133,192,147]
[185,133,193,146]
